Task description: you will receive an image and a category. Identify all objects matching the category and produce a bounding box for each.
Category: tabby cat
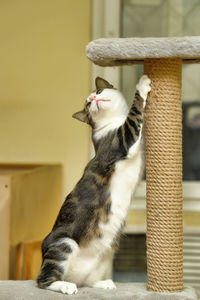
[37,75,151,294]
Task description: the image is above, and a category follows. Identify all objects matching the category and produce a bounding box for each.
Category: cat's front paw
[93,279,116,290]
[136,75,151,104]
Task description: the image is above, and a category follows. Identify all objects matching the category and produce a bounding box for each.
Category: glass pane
[113,234,147,283]
[121,0,200,180]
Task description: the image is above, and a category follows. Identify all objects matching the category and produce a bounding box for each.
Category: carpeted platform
[0,281,198,300]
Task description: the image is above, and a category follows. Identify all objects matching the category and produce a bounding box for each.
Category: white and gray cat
[37,75,151,294]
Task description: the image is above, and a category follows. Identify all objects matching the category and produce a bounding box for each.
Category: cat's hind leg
[46,281,77,295]
[37,237,79,294]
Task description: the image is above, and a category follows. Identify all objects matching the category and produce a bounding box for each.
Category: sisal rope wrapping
[144,59,183,292]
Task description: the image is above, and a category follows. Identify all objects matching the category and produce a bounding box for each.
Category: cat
[37,75,151,295]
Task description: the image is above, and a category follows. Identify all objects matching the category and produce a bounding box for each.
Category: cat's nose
[91,96,96,101]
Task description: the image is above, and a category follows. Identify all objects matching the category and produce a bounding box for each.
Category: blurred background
[0,0,199,296]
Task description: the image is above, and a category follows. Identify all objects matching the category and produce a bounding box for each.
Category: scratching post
[144,59,183,292]
[86,37,200,298]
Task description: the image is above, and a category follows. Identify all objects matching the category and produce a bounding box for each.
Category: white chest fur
[99,141,143,248]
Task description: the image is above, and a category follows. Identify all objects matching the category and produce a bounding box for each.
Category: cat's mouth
[91,96,111,111]
[96,99,111,110]
[94,99,111,102]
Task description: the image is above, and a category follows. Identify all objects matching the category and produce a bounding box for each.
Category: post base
[0,281,198,300]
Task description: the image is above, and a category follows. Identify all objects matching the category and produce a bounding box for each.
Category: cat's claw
[136,75,151,105]
[60,282,78,294]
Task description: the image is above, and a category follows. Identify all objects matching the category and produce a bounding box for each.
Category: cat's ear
[72,109,89,124]
[95,77,113,90]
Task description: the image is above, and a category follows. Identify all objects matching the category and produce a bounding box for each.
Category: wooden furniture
[0,164,62,280]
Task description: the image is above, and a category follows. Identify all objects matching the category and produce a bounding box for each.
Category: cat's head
[72,77,128,130]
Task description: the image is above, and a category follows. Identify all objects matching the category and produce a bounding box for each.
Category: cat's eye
[96,89,102,94]
[86,102,91,107]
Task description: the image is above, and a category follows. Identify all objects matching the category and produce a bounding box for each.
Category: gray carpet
[0,281,198,300]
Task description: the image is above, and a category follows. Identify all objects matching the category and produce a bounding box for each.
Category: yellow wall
[0,0,91,197]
